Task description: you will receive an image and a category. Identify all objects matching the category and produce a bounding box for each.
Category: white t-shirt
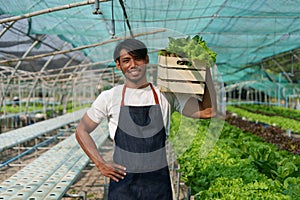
[87,84,191,140]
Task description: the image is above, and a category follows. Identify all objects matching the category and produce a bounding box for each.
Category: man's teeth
[129,69,140,73]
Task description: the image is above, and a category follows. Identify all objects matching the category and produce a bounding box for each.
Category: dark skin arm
[182,67,217,119]
[75,113,126,182]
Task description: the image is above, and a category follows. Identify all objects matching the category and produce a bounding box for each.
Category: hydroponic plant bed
[170,112,300,199]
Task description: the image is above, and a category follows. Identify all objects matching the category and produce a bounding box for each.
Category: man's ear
[145,55,149,64]
[115,60,121,70]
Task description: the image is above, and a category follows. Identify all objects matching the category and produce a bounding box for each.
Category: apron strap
[149,83,159,105]
[121,83,159,106]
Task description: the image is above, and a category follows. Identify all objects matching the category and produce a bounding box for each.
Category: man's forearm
[75,129,106,168]
[202,67,217,111]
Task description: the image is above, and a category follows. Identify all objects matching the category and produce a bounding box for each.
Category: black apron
[108,83,173,200]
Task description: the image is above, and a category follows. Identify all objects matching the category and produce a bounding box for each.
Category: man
[75,38,216,199]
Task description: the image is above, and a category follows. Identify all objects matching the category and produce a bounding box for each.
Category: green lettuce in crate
[159,35,217,67]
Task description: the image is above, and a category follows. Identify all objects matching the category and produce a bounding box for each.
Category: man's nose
[130,59,138,67]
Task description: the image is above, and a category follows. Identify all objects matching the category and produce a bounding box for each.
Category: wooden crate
[157,55,206,94]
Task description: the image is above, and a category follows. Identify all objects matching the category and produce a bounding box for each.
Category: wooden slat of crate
[157,55,207,94]
[157,79,205,94]
[158,55,206,70]
[158,66,206,82]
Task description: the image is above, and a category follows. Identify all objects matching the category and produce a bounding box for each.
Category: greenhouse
[0,1,300,199]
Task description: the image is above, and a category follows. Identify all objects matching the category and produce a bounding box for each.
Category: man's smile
[127,68,141,75]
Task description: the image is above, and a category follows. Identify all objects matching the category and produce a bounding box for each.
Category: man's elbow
[75,125,87,141]
[201,107,216,119]
[75,128,81,142]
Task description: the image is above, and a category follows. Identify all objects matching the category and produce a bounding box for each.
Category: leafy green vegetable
[283,177,300,199]
[227,105,300,133]
[161,35,217,67]
[169,112,300,199]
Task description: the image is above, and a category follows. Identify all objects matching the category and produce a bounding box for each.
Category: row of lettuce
[169,110,300,199]
[226,105,300,134]
[2,102,90,117]
[232,104,300,121]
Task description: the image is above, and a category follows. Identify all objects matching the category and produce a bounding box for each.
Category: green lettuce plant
[159,35,217,67]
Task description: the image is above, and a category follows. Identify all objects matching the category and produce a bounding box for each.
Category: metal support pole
[176,165,181,200]
[277,72,282,106]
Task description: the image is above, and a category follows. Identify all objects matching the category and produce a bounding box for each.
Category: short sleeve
[86,91,109,124]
